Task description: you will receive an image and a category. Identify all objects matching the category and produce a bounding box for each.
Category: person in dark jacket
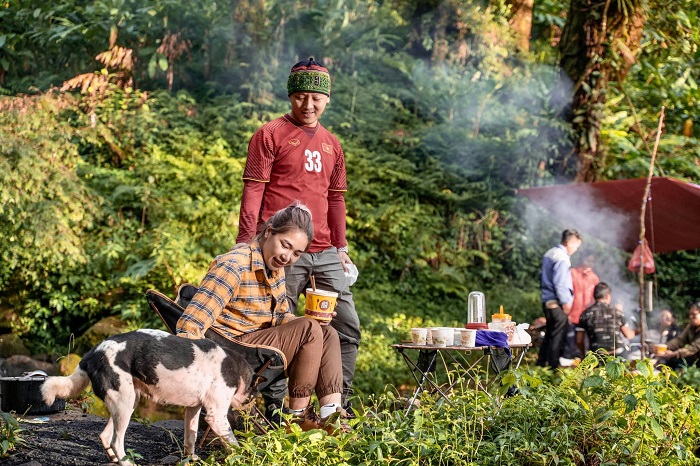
[657,303,700,369]
[576,282,636,357]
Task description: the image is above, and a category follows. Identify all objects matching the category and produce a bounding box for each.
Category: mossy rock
[0,333,31,358]
[74,316,129,354]
[58,353,82,376]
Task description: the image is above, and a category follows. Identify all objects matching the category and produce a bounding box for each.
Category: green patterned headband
[287,57,331,96]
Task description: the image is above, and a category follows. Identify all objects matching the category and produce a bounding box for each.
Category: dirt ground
[1,405,221,466]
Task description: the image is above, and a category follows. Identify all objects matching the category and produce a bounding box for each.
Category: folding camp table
[392,342,530,414]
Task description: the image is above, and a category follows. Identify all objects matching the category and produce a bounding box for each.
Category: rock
[74,316,129,354]
[57,354,82,376]
[30,353,53,363]
[0,334,31,358]
[0,355,57,377]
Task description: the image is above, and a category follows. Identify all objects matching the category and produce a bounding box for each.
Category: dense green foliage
[1,0,699,410]
[196,355,700,465]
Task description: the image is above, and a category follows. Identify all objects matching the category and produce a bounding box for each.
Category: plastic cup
[438,327,455,346]
[453,328,463,346]
[461,329,477,347]
[488,321,516,343]
[431,328,449,347]
[501,322,516,343]
[411,328,428,345]
[304,288,338,323]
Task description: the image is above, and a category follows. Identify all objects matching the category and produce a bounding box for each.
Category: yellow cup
[654,343,668,355]
[304,288,338,323]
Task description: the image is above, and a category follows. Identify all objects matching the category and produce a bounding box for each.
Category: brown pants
[212,318,343,400]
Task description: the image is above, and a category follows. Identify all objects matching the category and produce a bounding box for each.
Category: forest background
[1,0,699,398]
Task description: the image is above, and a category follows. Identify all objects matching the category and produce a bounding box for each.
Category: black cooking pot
[0,371,65,414]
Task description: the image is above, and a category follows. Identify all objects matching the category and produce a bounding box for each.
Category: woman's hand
[318,312,337,326]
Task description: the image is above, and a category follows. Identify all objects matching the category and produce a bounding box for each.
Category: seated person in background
[176,203,349,433]
[657,308,682,343]
[576,283,637,358]
[657,303,700,369]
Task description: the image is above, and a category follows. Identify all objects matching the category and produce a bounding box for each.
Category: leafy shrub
[490,357,700,465]
[675,365,700,393]
[207,355,700,465]
[0,412,25,456]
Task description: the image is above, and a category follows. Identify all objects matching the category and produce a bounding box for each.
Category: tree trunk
[406,0,448,61]
[507,0,534,53]
[557,0,645,182]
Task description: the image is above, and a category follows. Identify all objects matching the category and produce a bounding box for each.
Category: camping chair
[145,285,287,436]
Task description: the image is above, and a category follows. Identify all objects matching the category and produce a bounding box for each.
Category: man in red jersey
[236,57,359,419]
[566,255,600,359]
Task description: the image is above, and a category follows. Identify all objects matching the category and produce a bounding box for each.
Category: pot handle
[22,370,49,379]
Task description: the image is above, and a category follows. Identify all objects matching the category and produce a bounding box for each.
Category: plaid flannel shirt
[176,241,294,341]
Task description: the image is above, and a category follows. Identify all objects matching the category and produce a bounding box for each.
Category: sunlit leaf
[623,394,637,412]
[583,375,604,388]
[650,418,664,439]
[605,360,623,380]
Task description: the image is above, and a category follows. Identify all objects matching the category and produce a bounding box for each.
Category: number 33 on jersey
[304,149,323,172]
[303,141,336,173]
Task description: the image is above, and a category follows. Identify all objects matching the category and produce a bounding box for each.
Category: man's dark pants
[536,303,569,369]
[563,323,582,359]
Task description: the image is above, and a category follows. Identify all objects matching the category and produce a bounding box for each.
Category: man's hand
[660,349,677,358]
[338,250,352,273]
[562,303,572,315]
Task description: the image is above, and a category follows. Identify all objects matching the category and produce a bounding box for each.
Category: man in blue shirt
[536,229,583,369]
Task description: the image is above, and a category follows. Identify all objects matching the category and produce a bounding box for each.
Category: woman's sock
[284,407,306,417]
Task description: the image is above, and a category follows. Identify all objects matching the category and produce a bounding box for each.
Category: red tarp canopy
[517,177,700,254]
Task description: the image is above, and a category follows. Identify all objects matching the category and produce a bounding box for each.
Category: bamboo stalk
[638,106,665,358]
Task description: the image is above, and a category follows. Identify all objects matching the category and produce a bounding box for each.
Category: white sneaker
[559,357,575,367]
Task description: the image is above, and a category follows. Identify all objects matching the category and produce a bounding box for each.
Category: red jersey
[570,267,600,324]
[237,114,348,253]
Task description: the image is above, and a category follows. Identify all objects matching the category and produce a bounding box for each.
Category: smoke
[520,187,664,334]
[403,61,578,189]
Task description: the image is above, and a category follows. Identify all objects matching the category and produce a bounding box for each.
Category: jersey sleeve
[236,181,266,243]
[243,127,276,182]
[329,137,347,192]
[328,190,347,248]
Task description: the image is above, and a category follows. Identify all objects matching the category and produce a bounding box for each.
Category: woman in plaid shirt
[176,203,348,433]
